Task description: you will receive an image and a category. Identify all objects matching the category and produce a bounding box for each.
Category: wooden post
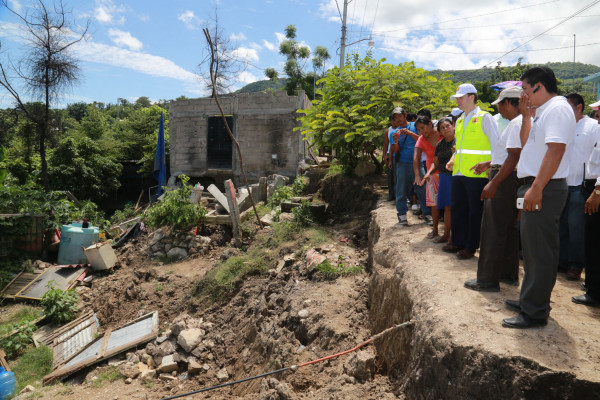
[224,180,242,246]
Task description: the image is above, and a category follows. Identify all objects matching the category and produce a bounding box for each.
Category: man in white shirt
[503,67,576,329]
[559,93,600,281]
[464,86,524,292]
[572,138,600,307]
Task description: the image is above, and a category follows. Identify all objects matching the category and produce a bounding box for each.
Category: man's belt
[518,176,566,186]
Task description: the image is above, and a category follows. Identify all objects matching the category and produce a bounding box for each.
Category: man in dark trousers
[464,86,524,292]
[503,67,576,329]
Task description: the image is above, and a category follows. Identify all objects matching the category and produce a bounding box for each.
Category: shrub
[41,282,79,324]
[144,175,207,229]
[268,185,293,208]
[292,176,307,195]
[0,320,36,359]
[315,256,363,280]
[292,200,313,226]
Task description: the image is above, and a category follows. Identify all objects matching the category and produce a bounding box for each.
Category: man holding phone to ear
[502,67,576,329]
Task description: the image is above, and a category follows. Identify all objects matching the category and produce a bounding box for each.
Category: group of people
[383,66,600,329]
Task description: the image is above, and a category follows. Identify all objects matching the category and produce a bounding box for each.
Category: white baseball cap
[491,86,523,105]
[450,108,463,117]
[450,83,477,100]
[590,100,600,108]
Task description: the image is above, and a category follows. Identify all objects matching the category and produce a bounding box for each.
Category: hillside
[238,62,600,94]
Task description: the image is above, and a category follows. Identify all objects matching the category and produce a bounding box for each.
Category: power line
[369,0,380,39]
[482,0,600,67]
[377,41,600,55]
[359,0,369,38]
[372,0,560,34]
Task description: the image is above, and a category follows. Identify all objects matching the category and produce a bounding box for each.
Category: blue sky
[1,0,599,107]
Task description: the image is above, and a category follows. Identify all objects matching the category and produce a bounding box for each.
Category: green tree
[48,137,122,200]
[135,96,152,108]
[266,25,330,99]
[296,54,456,172]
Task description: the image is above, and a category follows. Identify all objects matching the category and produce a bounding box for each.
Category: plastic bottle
[0,367,16,400]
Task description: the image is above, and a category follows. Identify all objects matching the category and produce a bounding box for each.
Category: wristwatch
[595,188,600,195]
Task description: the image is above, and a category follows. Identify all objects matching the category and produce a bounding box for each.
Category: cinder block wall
[169,91,309,186]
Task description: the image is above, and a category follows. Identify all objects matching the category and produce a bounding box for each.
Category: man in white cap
[464,86,525,292]
[443,83,499,260]
[558,93,600,281]
[503,67,575,329]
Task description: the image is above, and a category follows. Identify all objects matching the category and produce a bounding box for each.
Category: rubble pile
[144,228,211,260]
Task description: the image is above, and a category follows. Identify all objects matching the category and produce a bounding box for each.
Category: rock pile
[109,313,224,385]
[145,228,211,260]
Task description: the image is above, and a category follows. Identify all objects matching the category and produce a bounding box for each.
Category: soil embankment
[368,200,600,399]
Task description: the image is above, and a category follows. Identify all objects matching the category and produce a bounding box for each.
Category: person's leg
[387,162,395,201]
[464,177,488,252]
[565,186,586,278]
[519,180,568,320]
[450,176,468,248]
[444,206,452,242]
[499,172,521,283]
[558,192,571,272]
[394,161,409,218]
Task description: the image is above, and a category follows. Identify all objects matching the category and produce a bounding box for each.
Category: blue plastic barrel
[57,222,100,265]
[0,367,16,400]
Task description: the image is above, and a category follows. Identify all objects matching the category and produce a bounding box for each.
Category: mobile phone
[516,198,524,209]
[532,86,540,93]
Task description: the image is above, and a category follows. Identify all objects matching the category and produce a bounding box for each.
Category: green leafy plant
[292,176,307,195]
[315,256,363,280]
[40,282,78,324]
[268,186,293,208]
[292,200,313,226]
[143,174,207,229]
[0,320,36,358]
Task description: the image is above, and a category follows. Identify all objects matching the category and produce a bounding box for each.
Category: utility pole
[572,34,576,91]
[339,0,349,69]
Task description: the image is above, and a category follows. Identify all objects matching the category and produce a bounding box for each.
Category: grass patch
[306,227,331,247]
[155,284,164,292]
[90,366,123,388]
[0,306,42,333]
[314,258,364,280]
[11,346,53,393]
[195,254,267,302]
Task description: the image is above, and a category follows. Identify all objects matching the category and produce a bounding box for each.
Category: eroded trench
[366,203,600,400]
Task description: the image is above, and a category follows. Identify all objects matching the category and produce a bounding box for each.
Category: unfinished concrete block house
[169,90,310,188]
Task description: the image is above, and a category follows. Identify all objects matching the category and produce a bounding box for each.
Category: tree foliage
[296,54,456,172]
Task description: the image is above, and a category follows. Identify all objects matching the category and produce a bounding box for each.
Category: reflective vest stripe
[455,149,492,155]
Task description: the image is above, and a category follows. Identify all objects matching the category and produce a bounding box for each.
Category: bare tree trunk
[203,28,263,230]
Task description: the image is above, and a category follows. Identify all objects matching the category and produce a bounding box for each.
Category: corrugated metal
[65,312,157,367]
[54,314,99,367]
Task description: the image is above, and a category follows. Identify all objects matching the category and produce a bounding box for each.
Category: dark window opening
[207,116,233,169]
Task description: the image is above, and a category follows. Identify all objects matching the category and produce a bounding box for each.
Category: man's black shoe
[464,279,500,292]
[581,282,587,291]
[502,312,547,329]
[500,277,519,286]
[504,299,521,311]
[572,293,600,308]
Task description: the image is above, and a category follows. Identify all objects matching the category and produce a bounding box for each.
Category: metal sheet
[16,266,84,300]
[54,314,99,367]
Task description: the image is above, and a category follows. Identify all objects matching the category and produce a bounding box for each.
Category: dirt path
[368,199,600,397]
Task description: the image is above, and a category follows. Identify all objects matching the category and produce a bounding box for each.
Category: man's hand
[519,92,531,119]
[481,181,498,200]
[585,190,600,215]
[523,185,543,212]
[469,161,491,176]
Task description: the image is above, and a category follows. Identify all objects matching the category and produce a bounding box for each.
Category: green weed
[315,256,364,280]
[11,346,53,393]
[90,366,123,388]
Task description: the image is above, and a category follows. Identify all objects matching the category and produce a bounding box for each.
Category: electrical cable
[482,0,600,67]
[159,320,415,400]
[359,0,369,38]
[377,41,600,55]
[369,0,380,39]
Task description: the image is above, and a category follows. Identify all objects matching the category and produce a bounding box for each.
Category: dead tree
[0,0,89,190]
[203,28,263,230]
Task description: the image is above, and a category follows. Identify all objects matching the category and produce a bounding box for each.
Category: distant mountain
[235,78,287,94]
[430,61,600,83]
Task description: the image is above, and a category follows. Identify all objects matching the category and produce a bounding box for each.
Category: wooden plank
[96,328,112,359]
[0,349,9,371]
[0,272,23,296]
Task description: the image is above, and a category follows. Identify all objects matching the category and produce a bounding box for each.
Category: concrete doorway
[207,116,233,169]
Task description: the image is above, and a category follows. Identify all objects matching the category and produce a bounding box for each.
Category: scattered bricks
[159,355,178,373]
[177,328,205,353]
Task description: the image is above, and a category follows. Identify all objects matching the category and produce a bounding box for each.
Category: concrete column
[224,179,242,247]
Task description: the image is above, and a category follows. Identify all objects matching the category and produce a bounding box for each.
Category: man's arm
[522,143,566,212]
[413,147,424,185]
[383,129,390,163]
[481,148,521,200]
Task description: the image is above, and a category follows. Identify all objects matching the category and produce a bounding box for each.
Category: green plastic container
[58,222,100,265]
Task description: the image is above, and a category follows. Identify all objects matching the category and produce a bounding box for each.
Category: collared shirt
[389,122,418,163]
[587,138,600,186]
[567,116,600,186]
[491,115,525,165]
[454,106,499,176]
[517,96,576,179]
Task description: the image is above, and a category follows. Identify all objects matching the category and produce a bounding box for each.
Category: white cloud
[317,0,600,70]
[232,47,259,63]
[108,29,142,51]
[178,10,202,30]
[237,71,259,85]
[230,32,247,41]
[94,0,126,25]
[249,42,262,50]
[7,0,21,13]
[275,32,286,43]
[262,39,276,51]
[138,14,150,23]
